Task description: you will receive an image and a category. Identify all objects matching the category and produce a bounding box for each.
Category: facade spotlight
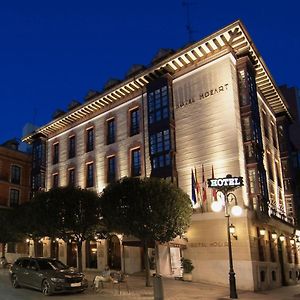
[279,234,285,242]
[271,232,278,240]
[259,228,266,236]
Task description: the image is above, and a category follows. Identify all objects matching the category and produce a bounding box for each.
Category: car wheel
[11,274,20,288]
[41,280,52,296]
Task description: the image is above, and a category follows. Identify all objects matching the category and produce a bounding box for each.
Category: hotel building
[23,20,299,291]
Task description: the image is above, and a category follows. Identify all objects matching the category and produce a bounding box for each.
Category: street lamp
[211,190,241,299]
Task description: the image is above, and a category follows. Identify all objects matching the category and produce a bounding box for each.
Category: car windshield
[37,260,68,271]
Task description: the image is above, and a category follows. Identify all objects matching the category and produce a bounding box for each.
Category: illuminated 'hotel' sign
[207,176,243,188]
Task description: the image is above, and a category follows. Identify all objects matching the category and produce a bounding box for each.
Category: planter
[182,272,192,281]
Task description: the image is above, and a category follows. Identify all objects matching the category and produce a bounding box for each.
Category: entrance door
[170,247,182,277]
[108,235,121,270]
[50,241,59,259]
[67,242,77,268]
[86,240,97,268]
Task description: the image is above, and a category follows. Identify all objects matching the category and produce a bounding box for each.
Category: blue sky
[0,0,299,143]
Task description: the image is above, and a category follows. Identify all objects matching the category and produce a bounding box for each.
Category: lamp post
[208,174,243,299]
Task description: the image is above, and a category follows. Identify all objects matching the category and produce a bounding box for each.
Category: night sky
[0,0,299,144]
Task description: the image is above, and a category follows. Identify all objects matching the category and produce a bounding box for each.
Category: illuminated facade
[24,20,299,291]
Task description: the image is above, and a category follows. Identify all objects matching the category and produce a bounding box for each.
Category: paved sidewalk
[2,267,300,299]
[84,270,300,299]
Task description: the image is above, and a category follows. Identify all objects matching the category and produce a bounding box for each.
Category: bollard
[153,274,164,300]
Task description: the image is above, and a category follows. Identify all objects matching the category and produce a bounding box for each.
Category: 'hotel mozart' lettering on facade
[175,83,229,109]
[189,241,228,247]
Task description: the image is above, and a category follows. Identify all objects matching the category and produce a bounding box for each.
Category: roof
[23,20,290,143]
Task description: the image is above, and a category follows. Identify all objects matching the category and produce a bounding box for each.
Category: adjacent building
[0,139,32,261]
[23,20,299,291]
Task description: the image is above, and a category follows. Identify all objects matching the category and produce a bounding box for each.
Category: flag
[194,167,201,204]
[202,164,207,203]
[211,165,217,201]
[191,169,197,205]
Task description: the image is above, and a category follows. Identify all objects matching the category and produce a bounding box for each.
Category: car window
[37,259,68,270]
[51,260,68,270]
[37,260,55,270]
[29,260,39,270]
[20,259,30,268]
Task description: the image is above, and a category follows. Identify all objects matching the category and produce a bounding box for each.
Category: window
[53,143,59,164]
[271,123,278,148]
[86,128,94,152]
[131,148,141,177]
[107,156,116,183]
[68,169,75,186]
[267,153,274,181]
[148,85,169,124]
[86,163,94,187]
[32,173,45,191]
[107,119,115,144]
[150,129,171,169]
[68,136,76,158]
[241,116,252,141]
[11,165,21,184]
[247,168,257,194]
[53,174,59,188]
[10,189,20,207]
[262,111,269,139]
[130,108,140,136]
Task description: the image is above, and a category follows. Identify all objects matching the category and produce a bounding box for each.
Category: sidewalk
[84,270,300,299]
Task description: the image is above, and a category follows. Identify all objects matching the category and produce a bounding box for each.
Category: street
[0,269,148,300]
[2,268,300,300]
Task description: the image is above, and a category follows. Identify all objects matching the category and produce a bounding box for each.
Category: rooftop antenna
[182,0,200,43]
[182,0,192,43]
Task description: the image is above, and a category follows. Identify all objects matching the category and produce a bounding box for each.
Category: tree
[100,177,193,286]
[17,186,103,272]
[0,208,21,258]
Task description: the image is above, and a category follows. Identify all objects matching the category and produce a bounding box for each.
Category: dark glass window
[131,148,141,176]
[107,156,116,183]
[86,128,94,152]
[86,163,94,187]
[53,174,59,188]
[68,169,75,186]
[10,189,20,207]
[267,153,274,181]
[150,129,171,169]
[11,165,21,184]
[33,142,45,169]
[107,119,115,144]
[53,143,59,164]
[271,124,278,148]
[32,173,45,191]
[68,136,76,158]
[262,112,269,139]
[148,86,169,124]
[130,108,140,136]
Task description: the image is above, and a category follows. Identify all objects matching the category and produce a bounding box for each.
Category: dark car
[9,257,88,296]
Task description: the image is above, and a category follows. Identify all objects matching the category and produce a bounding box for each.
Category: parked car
[9,257,88,296]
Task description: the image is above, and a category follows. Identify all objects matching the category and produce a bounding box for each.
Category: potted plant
[181,258,194,281]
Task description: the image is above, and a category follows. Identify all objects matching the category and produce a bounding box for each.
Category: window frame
[9,188,20,207]
[107,156,116,183]
[86,163,94,188]
[86,127,94,152]
[53,143,59,165]
[129,107,140,136]
[106,118,115,145]
[11,165,21,184]
[131,148,141,177]
[68,135,76,159]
